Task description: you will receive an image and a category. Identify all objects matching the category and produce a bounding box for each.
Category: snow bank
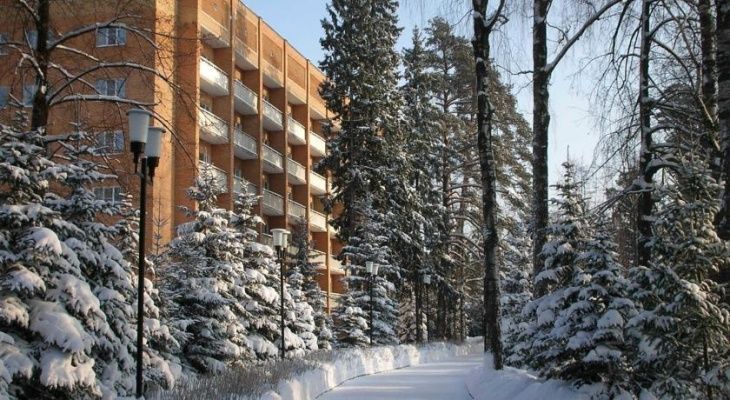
[465,354,596,400]
[263,338,482,400]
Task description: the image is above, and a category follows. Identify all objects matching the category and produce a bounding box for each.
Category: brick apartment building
[0,0,345,310]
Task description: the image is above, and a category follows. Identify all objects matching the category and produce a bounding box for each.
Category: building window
[96,26,127,47]
[93,186,123,203]
[25,30,37,48]
[95,131,124,154]
[0,86,8,107]
[0,33,8,55]
[95,79,126,98]
[22,84,36,107]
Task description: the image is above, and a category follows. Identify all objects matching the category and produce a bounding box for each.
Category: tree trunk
[718,0,730,240]
[472,0,503,370]
[30,0,50,130]
[636,0,654,267]
[532,0,550,278]
[698,0,721,179]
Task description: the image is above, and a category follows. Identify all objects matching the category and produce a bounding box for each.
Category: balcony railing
[262,59,284,88]
[262,144,284,172]
[309,170,326,195]
[233,176,256,195]
[287,117,306,145]
[288,199,307,221]
[310,131,326,157]
[287,158,306,184]
[200,10,230,48]
[199,57,229,97]
[262,100,283,131]
[199,161,228,192]
[233,80,257,115]
[311,249,327,266]
[234,38,258,70]
[234,128,257,159]
[262,189,284,215]
[199,109,229,144]
[310,209,327,232]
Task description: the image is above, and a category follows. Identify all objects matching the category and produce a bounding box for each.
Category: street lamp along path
[272,228,290,359]
[126,108,165,399]
[365,261,379,346]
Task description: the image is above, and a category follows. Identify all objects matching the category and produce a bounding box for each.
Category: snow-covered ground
[260,339,481,400]
[317,353,482,400]
[465,354,595,400]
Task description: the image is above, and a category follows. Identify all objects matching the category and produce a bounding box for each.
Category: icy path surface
[317,353,483,400]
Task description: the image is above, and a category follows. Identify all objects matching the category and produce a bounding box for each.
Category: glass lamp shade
[365,261,374,274]
[372,263,379,276]
[423,274,431,284]
[271,228,289,249]
[127,109,152,144]
[146,127,165,158]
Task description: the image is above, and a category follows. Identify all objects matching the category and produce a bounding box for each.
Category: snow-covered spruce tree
[500,225,533,367]
[333,197,399,346]
[0,126,173,399]
[290,221,333,350]
[283,222,318,356]
[553,221,637,397]
[160,176,251,373]
[628,146,730,399]
[518,161,590,373]
[396,285,426,343]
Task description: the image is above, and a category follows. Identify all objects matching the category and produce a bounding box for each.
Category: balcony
[262,100,283,131]
[200,10,230,48]
[287,117,306,145]
[262,189,284,216]
[310,171,326,195]
[262,144,284,173]
[310,209,327,232]
[233,176,256,195]
[260,232,273,247]
[234,128,257,160]
[199,161,228,192]
[288,199,307,222]
[310,97,327,120]
[199,109,229,144]
[262,59,284,88]
[200,58,229,97]
[234,38,258,70]
[330,256,345,273]
[310,131,326,157]
[234,80,257,115]
[287,78,306,105]
[287,158,306,184]
[311,249,327,266]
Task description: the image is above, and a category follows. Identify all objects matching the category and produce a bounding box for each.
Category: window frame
[95,130,124,154]
[95,78,126,98]
[96,26,127,47]
[93,186,123,204]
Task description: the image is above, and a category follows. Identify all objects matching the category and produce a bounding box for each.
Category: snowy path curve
[316,353,483,400]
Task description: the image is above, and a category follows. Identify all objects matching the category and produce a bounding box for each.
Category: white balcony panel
[234,38,258,70]
[310,99,327,120]
[234,129,257,159]
[234,80,257,115]
[287,158,306,185]
[200,11,230,48]
[262,144,284,173]
[233,177,256,195]
[329,256,345,274]
[199,109,229,144]
[200,58,229,97]
[287,117,306,145]
[262,189,284,216]
[287,79,306,105]
[310,210,327,232]
[311,250,327,266]
[310,131,326,157]
[199,161,228,193]
[310,171,326,195]
[288,199,307,222]
[262,100,284,131]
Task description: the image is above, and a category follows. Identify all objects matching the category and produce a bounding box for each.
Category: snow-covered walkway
[316,353,482,400]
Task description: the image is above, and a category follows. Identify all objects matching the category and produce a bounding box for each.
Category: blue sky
[245,1,601,187]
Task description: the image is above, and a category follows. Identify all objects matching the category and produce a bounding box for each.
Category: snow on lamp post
[272,228,290,359]
[127,109,164,399]
[422,273,431,342]
[366,261,379,346]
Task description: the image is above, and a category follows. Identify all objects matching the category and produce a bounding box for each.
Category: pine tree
[160,177,251,373]
[500,226,532,367]
[628,145,730,399]
[290,222,333,350]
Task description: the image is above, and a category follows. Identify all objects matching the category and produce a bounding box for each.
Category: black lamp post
[127,109,164,399]
[272,228,290,359]
[365,261,379,346]
[423,273,431,342]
